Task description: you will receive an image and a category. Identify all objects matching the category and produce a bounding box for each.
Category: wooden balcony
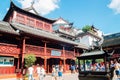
[65,50,75,58]
[25,44,77,59]
[0,43,20,57]
[0,43,78,59]
[25,45,44,56]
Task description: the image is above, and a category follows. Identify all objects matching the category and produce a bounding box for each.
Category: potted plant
[23,54,36,80]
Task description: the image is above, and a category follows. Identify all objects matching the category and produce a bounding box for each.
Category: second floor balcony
[0,43,80,59]
[25,44,78,59]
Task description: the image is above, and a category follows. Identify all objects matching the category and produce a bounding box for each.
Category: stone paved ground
[0,73,79,80]
[44,73,79,80]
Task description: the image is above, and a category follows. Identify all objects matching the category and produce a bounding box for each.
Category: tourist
[75,65,79,72]
[36,64,41,80]
[52,65,57,80]
[110,60,115,79]
[40,65,46,80]
[28,65,34,80]
[99,62,105,71]
[70,65,75,73]
[114,59,120,80]
[58,65,63,80]
[112,59,120,80]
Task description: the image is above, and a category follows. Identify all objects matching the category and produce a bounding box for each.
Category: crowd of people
[79,58,120,80]
[51,65,63,80]
[27,64,46,80]
[26,58,120,80]
[27,64,64,80]
[110,59,120,80]
[80,60,109,72]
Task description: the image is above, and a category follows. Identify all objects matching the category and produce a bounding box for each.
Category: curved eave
[0,21,19,36]
[102,37,120,48]
[3,1,56,23]
[77,50,105,59]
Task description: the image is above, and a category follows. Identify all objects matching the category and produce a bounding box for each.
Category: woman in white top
[52,65,57,80]
[36,64,41,80]
[40,65,46,80]
[28,65,34,80]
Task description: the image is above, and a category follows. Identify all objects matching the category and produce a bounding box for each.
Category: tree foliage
[82,25,92,32]
[24,54,36,68]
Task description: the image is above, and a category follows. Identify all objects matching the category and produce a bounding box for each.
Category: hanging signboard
[51,50,61,56]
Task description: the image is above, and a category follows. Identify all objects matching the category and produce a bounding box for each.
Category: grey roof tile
[102,32,120,47]
[0,21,19,35]
[11,22,88,49]
[78,50,105,57]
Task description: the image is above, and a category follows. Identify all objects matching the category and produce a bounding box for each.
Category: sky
[0,0,120,34]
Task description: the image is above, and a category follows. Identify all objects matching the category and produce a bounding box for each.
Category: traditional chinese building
[0,1,88,75]
[76,26,103,50]
[102,32,120,59]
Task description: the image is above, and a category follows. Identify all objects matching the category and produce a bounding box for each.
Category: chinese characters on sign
[51,50,61,56]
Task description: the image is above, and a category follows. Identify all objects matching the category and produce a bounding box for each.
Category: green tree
[75,59,78,65]
[24,54,36,68]
[82,25,91,32]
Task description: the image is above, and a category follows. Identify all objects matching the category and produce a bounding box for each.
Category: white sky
[108,0,120,14]
[17,0,60,15]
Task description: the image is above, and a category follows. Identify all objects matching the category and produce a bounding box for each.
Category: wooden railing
[65,50,74,58]
[25,44,76,58]
[0,43,78,58]
[0,43,20,57]
[25,45,44,56]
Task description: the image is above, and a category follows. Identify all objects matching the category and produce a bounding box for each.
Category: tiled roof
[11,22,88,49]
[102,32,120,47]
[3,1,56,23]
[77,50,105,59]
[0,21,19,35]
[104,32,120,40]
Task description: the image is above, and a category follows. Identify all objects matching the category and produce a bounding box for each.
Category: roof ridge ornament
[23,0,39,15]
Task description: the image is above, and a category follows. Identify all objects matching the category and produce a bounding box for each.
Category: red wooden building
[0,1,88,75]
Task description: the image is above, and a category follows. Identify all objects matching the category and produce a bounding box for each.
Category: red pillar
[21,38,26,73]
[17,57,20,71]
[48,64,49,73]
[44,58,47,72]
[44,42,47,71]
[63,46,66,72]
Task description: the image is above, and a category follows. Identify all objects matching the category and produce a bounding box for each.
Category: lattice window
[16,14,25,24]
[36,21,43,29]
[44,23,50,31]
[26,17,35,27]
